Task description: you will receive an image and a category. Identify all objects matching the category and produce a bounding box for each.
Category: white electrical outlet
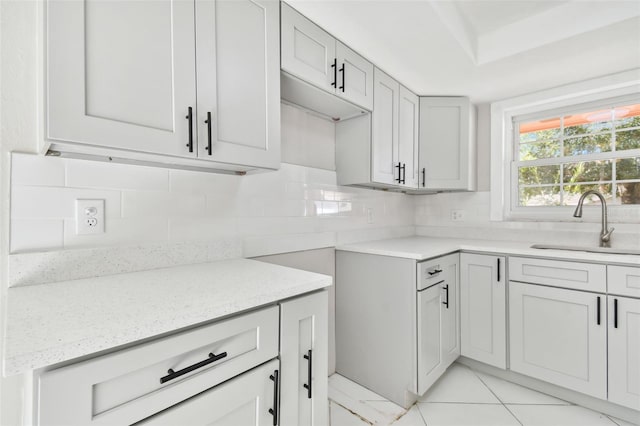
[451,209,465,221]
[367,207,374,224]
[76,199,105,235]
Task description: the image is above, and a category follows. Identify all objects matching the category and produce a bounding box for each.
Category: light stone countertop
[336,236,640,265]
[3,258,332,376]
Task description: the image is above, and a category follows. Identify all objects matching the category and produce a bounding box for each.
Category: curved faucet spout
[572,190,614,248]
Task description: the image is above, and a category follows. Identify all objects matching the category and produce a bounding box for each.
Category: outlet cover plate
[76,199,105,235]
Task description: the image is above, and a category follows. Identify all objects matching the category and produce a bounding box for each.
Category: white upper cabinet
[46,0,198,158]
[372,68,400,186]
[46,0,280,172]
[281,3,373,111]
[398,86,420,189]
[281,2,336,92]
[335,42,374,111]
[195,0,280,169]
[418,97,476,191]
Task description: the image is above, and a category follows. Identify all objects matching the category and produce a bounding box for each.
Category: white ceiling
[285,0,640,103]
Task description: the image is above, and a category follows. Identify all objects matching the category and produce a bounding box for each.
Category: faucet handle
[602,227,615,242]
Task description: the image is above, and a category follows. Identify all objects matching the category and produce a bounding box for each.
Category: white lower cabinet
[608,295,640,410]
[417,283,442,394]
[460,253,506,369]
[138,359,279,425]
[509,281,607,399]
[280,291,329,426]
[37,291,329,426]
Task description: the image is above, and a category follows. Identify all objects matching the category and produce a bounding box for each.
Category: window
[513,98,640,208]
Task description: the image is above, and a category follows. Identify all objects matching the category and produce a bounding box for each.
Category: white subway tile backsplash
[63,217,169,248]
[10,219,64,252]
[168,217,237,241]
[11,186,121,219]
[11,154,65,187]
[66,160,169,191]
[121,191,206,218]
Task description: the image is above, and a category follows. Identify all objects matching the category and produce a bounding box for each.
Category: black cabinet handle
[401,163,406,184]
[428,269,442,276]
[269,369,279,426]
[331,58,337,88]
[497,258,501,282]
[204,111,212,155]
[442,284,449,309]
[395,162,402,183]
[185,106,193,153]
[160,351,227,384]
[303,349,312,399]
[422,167,426,187]
[339,63,345,92]
[614,298,618,329]
[597,296,601,325]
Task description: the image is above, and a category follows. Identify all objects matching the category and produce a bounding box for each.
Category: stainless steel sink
[531,244,640,256]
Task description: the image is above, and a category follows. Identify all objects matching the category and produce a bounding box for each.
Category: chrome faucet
[573,190,614,248]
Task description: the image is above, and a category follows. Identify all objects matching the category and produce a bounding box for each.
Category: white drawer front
[608,265,640,298]
[509,257,606,293]
[418,253,458,291]
[38,306,279,426]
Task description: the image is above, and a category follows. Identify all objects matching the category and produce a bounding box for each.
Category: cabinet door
[417,283,442,395]
[398,86,420,189]
[138,359,279,426]
[372,68,400,186]
[608,296,640,410]
[419,97,475,190]
[46,0,197,157]
[460,253,506,369]
[281,3,336,93]
[441,255,460,367]
[509,282,606,399]
[195,0,280,169]
[335,42,374,111]
[280,291,328,426]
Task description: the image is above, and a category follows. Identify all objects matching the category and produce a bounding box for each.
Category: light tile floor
[329,363,640,426]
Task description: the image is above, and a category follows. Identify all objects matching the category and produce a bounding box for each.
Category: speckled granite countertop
[3,258,332,376]
[336,237,640,265]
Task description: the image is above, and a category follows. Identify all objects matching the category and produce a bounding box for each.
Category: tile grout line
[471,368,524,426]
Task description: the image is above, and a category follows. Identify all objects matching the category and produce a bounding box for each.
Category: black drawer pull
[331,58,337,88]
[428,269,442,276]
[614,298,618,329]
[597,296,601,325]
[442,284,449,309]
[160,351,227,384]
[497,258,501,282]
[422,167,426,187]
[401,163,406,184]
[204,111,212,155]
[185,106,193,153]
[339,63,345,92]
[303,349,313,399]
[269,369,279,426]
[395,162,402,183]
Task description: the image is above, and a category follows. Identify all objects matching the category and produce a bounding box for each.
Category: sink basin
[531,244,640,256]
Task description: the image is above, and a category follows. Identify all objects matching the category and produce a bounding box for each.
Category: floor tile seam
[469,370,524,426]
[417,401,507,405]
[330,400,375,426]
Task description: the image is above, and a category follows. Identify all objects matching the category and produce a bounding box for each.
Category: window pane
[564,109,612,137]
[614,104,640,129]
[562,184,612,206]
[563,160,612,183]
[564,134,611,156]
[518,165,560,185]
[616,128,640,151]
[519,140,560,160]
[617,182,640,204]
[616,157,640,181]
[519,186,561,206]
[519,122,560,143]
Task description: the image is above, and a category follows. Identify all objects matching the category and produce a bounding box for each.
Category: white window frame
[490,70,640,222]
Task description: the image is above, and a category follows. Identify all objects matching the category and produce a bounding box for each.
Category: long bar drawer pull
[269,369,279,426]
[303,349,313,399]
[160,351,227,384]
[442,284,449,309]
[428,269,442,276]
